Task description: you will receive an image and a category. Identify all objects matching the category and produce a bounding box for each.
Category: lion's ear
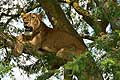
[37,13,43,20]
[21,12,26,17]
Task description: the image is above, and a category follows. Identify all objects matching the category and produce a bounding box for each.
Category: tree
[0,0,120,80]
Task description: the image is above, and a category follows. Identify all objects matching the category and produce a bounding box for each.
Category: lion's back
[42,29,86,52]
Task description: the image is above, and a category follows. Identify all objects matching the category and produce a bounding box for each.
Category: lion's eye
[31,16,35,19]
[23,16,26,19]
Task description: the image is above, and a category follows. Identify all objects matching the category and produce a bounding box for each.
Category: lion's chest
[28,36,41,46]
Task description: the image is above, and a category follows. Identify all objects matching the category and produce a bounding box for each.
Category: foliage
[89,31,120,80]
[64,52,101,80]
[0,61,14,79]
[0,0,120,80]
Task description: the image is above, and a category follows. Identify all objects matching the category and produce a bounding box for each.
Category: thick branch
[58,0,103,34]
[0,32,16,49]
[37,0,87,47]
[38,0,74,32]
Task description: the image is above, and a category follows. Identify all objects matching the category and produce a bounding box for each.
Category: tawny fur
[13,13,86,61]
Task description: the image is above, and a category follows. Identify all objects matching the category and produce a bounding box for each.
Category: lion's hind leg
[56,47,77,61]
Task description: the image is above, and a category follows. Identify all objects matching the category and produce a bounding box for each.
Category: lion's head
[21,13,42,36]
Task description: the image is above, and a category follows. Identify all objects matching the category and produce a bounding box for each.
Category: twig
[80,34,95,41]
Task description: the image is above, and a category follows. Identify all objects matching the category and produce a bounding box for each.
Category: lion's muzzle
[25,26,33,32]
[24,26,33,36]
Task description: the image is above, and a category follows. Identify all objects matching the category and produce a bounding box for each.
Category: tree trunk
[38,0,86,49]
[37,0,103,80]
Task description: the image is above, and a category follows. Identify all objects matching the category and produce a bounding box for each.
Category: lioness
[13,13,86,62]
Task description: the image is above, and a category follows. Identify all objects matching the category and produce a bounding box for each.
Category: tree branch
[0,32,16,49]
[57,0,103,34]
[93,0,100,7]
[37,0,87,48]
[80,34,95,41]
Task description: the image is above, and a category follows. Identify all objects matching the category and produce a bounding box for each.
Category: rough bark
[58,0,111,35]
[37,0,103,79]
[38,0,86,49]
